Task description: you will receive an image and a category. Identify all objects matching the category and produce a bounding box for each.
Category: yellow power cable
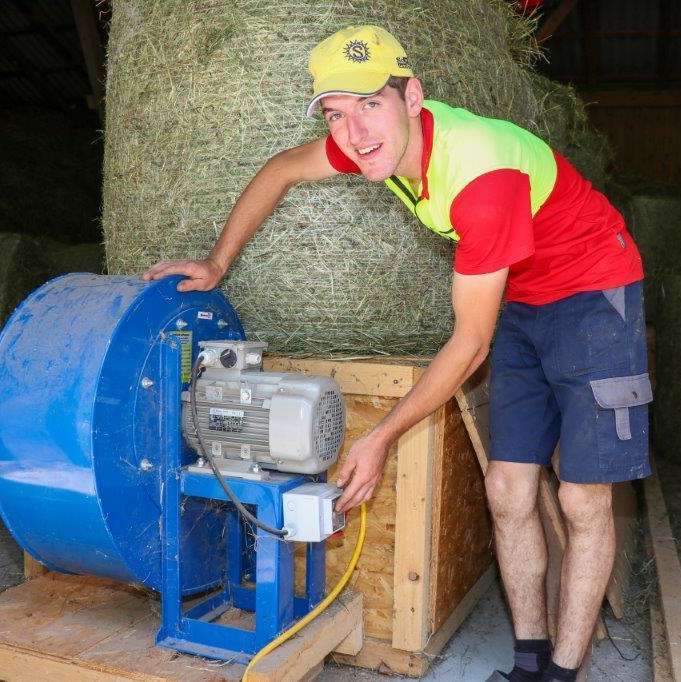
[242,502,367,681]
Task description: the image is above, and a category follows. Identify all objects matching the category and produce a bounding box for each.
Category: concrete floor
[319,574,652,681]
[0,507,654,681]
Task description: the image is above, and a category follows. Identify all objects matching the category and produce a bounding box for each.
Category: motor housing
[182,341,345,475]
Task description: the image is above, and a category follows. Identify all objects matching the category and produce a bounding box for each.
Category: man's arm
[142,137,338,291]
[334,267,507,512]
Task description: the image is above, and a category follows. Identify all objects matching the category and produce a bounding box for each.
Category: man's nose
[346,115,367,147]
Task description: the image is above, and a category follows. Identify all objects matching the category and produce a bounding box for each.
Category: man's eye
[365,100,379,109]
[328,113,341,122]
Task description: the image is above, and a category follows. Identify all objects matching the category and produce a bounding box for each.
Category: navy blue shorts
[489,282,652,483]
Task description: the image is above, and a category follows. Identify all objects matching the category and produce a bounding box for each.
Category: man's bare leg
[486,461,548,639]
[552,482,615,669]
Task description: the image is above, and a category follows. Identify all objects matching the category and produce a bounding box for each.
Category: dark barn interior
[0,1,679,680]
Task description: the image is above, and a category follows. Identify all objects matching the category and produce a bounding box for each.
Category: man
[143,26,651,682]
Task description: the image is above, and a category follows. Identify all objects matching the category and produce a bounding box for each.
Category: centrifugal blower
[0,273,348,663]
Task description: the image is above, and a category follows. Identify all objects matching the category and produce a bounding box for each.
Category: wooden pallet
[646,469,681,681]
[0,573,362,681]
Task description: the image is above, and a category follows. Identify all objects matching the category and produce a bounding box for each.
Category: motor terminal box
[282,483,345,542]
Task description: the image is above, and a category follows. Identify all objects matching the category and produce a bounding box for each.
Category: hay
[40,239,106,277]
[103,0,610,355]
[652,272,681,460]
[0,234,54,326]
[629,191,681,319]
[630,192,681,280]
[530,74,612,189]
[628,192,681,458]
[0,234,105,327]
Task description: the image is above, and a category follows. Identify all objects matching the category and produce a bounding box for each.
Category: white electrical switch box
[282,483,345,542]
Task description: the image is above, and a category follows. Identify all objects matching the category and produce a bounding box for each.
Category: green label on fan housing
[169,330,193,383]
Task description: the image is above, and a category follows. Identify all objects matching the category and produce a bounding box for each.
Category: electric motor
[182,341,345,475]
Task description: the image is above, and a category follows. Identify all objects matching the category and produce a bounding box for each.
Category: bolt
[141,377,154,389]
[175,318,188,329]
[197,457,206,468]
[408,571,420,582]
[139,458,153,472]
[251,463,260,473]
[217,319,228,329]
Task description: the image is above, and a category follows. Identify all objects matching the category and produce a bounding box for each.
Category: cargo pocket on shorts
[589,373,653,440]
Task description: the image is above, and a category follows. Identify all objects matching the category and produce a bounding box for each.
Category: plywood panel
[0,574,360,681]
[295,395,399,641]
[429,400,493,633]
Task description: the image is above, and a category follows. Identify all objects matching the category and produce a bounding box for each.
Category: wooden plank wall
[586,98,681,187]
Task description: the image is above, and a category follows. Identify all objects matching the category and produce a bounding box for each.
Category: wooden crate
[264,356,494,676]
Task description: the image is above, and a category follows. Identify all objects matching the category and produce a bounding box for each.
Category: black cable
[189,356,288,538]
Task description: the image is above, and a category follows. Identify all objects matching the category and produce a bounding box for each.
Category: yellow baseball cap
[306,25,414,117]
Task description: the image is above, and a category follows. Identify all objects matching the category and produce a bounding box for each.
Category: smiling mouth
[356,143,382,160]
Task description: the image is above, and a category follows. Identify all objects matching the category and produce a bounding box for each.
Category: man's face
[321,85,412,182]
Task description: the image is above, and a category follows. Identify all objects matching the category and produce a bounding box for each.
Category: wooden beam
[391,412,435,651]
[333,617,364,656]
[645,472,681,680]
[263,356,427,398]
[580,0,600,87]
[23,551,48,580]
[0,643,154,681]
[657,0,672,82]
[247,591,363,681]
[536,0,579,43]
[553,29,681,40]
[70,0,106,120]
[580,89,681,108]
[647,532,675,681]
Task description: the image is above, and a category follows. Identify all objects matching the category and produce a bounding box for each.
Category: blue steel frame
[156,339,327,662]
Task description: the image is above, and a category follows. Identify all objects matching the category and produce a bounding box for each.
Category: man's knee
[558,482,613,530]
[485,461,541,520]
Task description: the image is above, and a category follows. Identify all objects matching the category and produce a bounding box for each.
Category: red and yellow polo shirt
[326,100,643,305]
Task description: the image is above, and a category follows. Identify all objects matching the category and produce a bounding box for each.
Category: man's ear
[404,77,424,118]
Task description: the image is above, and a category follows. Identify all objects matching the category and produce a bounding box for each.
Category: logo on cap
[396,56,409,69]
[343,40,370,63]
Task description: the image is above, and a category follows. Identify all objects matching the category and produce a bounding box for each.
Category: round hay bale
[630,192,681,277]
[0,233,54,326]
[530,74,612,189]
[652,272,681,460]
[624,191,681,460]
[629,191,681,319]
[0,235,104,329]
[102,0,608,355]
[39,239,106,276]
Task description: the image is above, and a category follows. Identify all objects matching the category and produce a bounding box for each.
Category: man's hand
[334,432,390,513]
[141,256,224,292]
